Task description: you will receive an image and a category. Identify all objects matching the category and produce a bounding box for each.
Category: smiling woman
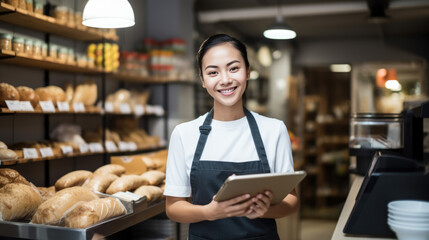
[163,34,299,240]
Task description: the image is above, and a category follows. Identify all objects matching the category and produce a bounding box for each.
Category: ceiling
[194,0,429,47]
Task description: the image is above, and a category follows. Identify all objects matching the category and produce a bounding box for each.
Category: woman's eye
[230,67,239,72]
[208,71,217,76]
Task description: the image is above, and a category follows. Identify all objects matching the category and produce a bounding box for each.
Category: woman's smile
[218,87,237,96]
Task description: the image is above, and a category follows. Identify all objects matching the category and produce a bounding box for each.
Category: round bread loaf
[35,86,66,106]
[0,83,20,107]
[0,141,7,150]
[16,86,39,108]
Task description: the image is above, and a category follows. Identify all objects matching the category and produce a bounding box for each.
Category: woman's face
[200,43,249,109]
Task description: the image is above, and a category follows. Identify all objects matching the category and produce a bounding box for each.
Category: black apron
[188,108,280,240]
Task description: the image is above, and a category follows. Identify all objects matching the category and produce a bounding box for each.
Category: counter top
[331,176,396,240]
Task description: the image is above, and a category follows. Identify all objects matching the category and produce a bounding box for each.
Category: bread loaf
[64,197,126,228]
[133,185,163,203]
[16,86,39,108]
[31,186,98,225]
[0,183,42,221]
[0,141,7,150]
[55,170,93,191]
[72,81,97,106]
[94,164,125,176]
[140,170,166,186]
[0,168,30,188]
[82,173,118,193]
[64,83,74,103]
[37,186,56,202]
[0,83,20,108]
[35,86,66,106]
[0,149,17,161]
[106,175,148,195]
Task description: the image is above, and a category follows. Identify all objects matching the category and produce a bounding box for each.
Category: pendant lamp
[82,0,135,28]
[263,2,296,40]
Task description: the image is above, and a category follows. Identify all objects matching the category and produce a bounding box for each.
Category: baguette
[140,170,165,186]
[0,183,42,221]
[31,186,98,225]
[0,168,30,188]
[82,173,118,193]
[106,175,148,195]
[64,197,126,228]
[133,185,163,203]
[93,164,125,176]
[55,170,93,191]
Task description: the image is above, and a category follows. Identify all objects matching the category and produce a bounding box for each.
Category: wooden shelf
[0,106,103,115]
[108,72,196,85]
[0,50,104,74]
[0,3,118,41]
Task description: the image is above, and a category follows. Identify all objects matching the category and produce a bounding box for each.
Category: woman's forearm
[262,189,299,219]
[166,197,209,223]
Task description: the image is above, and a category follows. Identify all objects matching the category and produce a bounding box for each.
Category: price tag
[23,148,39,159]
[133,104,144,117]
[20,101,34,111]
[120,156,133,162]
[39,147,54,157]
[79,143,89,153]
[119,103,131,114]
[128,142,138,151]
[73,102,86,112]
[39,101,56,113]
[61,145,73,155]
[89,142,104,153]
[57,101,70,112]
[105,141,117,152]
[5,100,22,111]
[104,102,114,113]
[118,141,129,151]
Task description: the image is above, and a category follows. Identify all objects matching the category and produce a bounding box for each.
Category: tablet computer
[214,171,306,204]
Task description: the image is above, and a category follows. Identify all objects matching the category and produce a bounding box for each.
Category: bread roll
[93,164,125,176]
[31,186,98,225]
[83,173,118,193]
[0,83,20,108]
[0,183,42,221]
[133,185,163,203]
[35,86,66,106]
[64,83,74,103]
[37,186,56,202]
[16,86,39,108]
[106,175,148,195]
[0,168,30,188]
[55,170,93,191]
[0,141,7,150]
[72,81,97,106]
[64,197,126,228]
[140,170,165,186]
[0,149,17,161]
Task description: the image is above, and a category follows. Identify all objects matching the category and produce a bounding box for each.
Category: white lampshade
[263,21,296,40]
[82,0,135,28]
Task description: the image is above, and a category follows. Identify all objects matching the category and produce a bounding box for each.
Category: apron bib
[188,108,280,240]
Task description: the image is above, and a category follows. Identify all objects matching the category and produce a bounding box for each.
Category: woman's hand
[204,194,254,221]
[245,190,273,219]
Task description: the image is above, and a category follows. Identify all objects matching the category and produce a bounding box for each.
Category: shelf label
[57,101,70,112]
[23,148,39,159]
[89,142,104,153]
[73,102,86,112]
[39,101,56,113]
[5,100,21,111]
[105,141,117,152]
[61,145,73,155]
[105,102,114,113]
[40,147,54,157]
[118,141,129,151]
[133,104,144,117]
[20,101,34,111]
[119,103,131,114]
[127,142,138,151]
[79,143,89,153]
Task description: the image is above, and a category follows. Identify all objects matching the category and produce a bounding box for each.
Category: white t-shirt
[164,111,294,198]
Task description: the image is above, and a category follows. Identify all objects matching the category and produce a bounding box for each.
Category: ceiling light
[250,70,259,80]
[83,0,135,29]
[330,64,351,72]
[263,15,296,40]
[257,46,272,67]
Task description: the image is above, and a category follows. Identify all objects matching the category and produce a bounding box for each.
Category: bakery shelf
[0,199,165,240]
[0,106,103,115]
[108,72,196,85]
[0,2,118,42]
[0,50,105,74]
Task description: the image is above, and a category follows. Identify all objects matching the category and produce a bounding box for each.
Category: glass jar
[24,38,33,55]
[34,1,43,15]
[18,0,26,10]
[75,11,83,27]
[67,48,75,64]
[41,42,48,57]
[48,43,57,59]
[57,47,67,62]
[5,0,19,8]
[32,40,42,57]
[54,6,68,24]
[12,37,24,54]
[25,0,33,12]
[67,9,75,27]
[0,33,13,51]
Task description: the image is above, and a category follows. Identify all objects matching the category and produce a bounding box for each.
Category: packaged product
[32,40,42,57]
[33,1,43,14]
[24,38,33,55]
[53,6,68,24]
[0,32,12,51]
[12,36,24,54]
[0,183,42,221]
[4,0,19,8]
[25,0,32,12]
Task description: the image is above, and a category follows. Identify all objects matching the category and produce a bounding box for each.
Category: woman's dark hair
[197,34,249,77]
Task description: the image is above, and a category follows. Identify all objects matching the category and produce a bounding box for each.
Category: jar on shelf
[34,1,43,15]
[41,42,48,57]
[53,6,68,24]
[25,0,33,12]
[67,48,75,64]
[137,53,149,77]
[12,36,24,54]
[32,40,42,57]
[17,0,26,10]
[76,53,88,67]
[24,38,33,55]
[0,32,13,51]
[67,9,75,28]
[48,43,57,59]
[5,0,19,8]
[75,11,83,27]
[57,47,67,62]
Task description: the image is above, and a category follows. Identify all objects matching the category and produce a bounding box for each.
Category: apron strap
[244,108,271,173]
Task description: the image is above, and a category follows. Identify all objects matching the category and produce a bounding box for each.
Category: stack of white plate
[387,200,429,240]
